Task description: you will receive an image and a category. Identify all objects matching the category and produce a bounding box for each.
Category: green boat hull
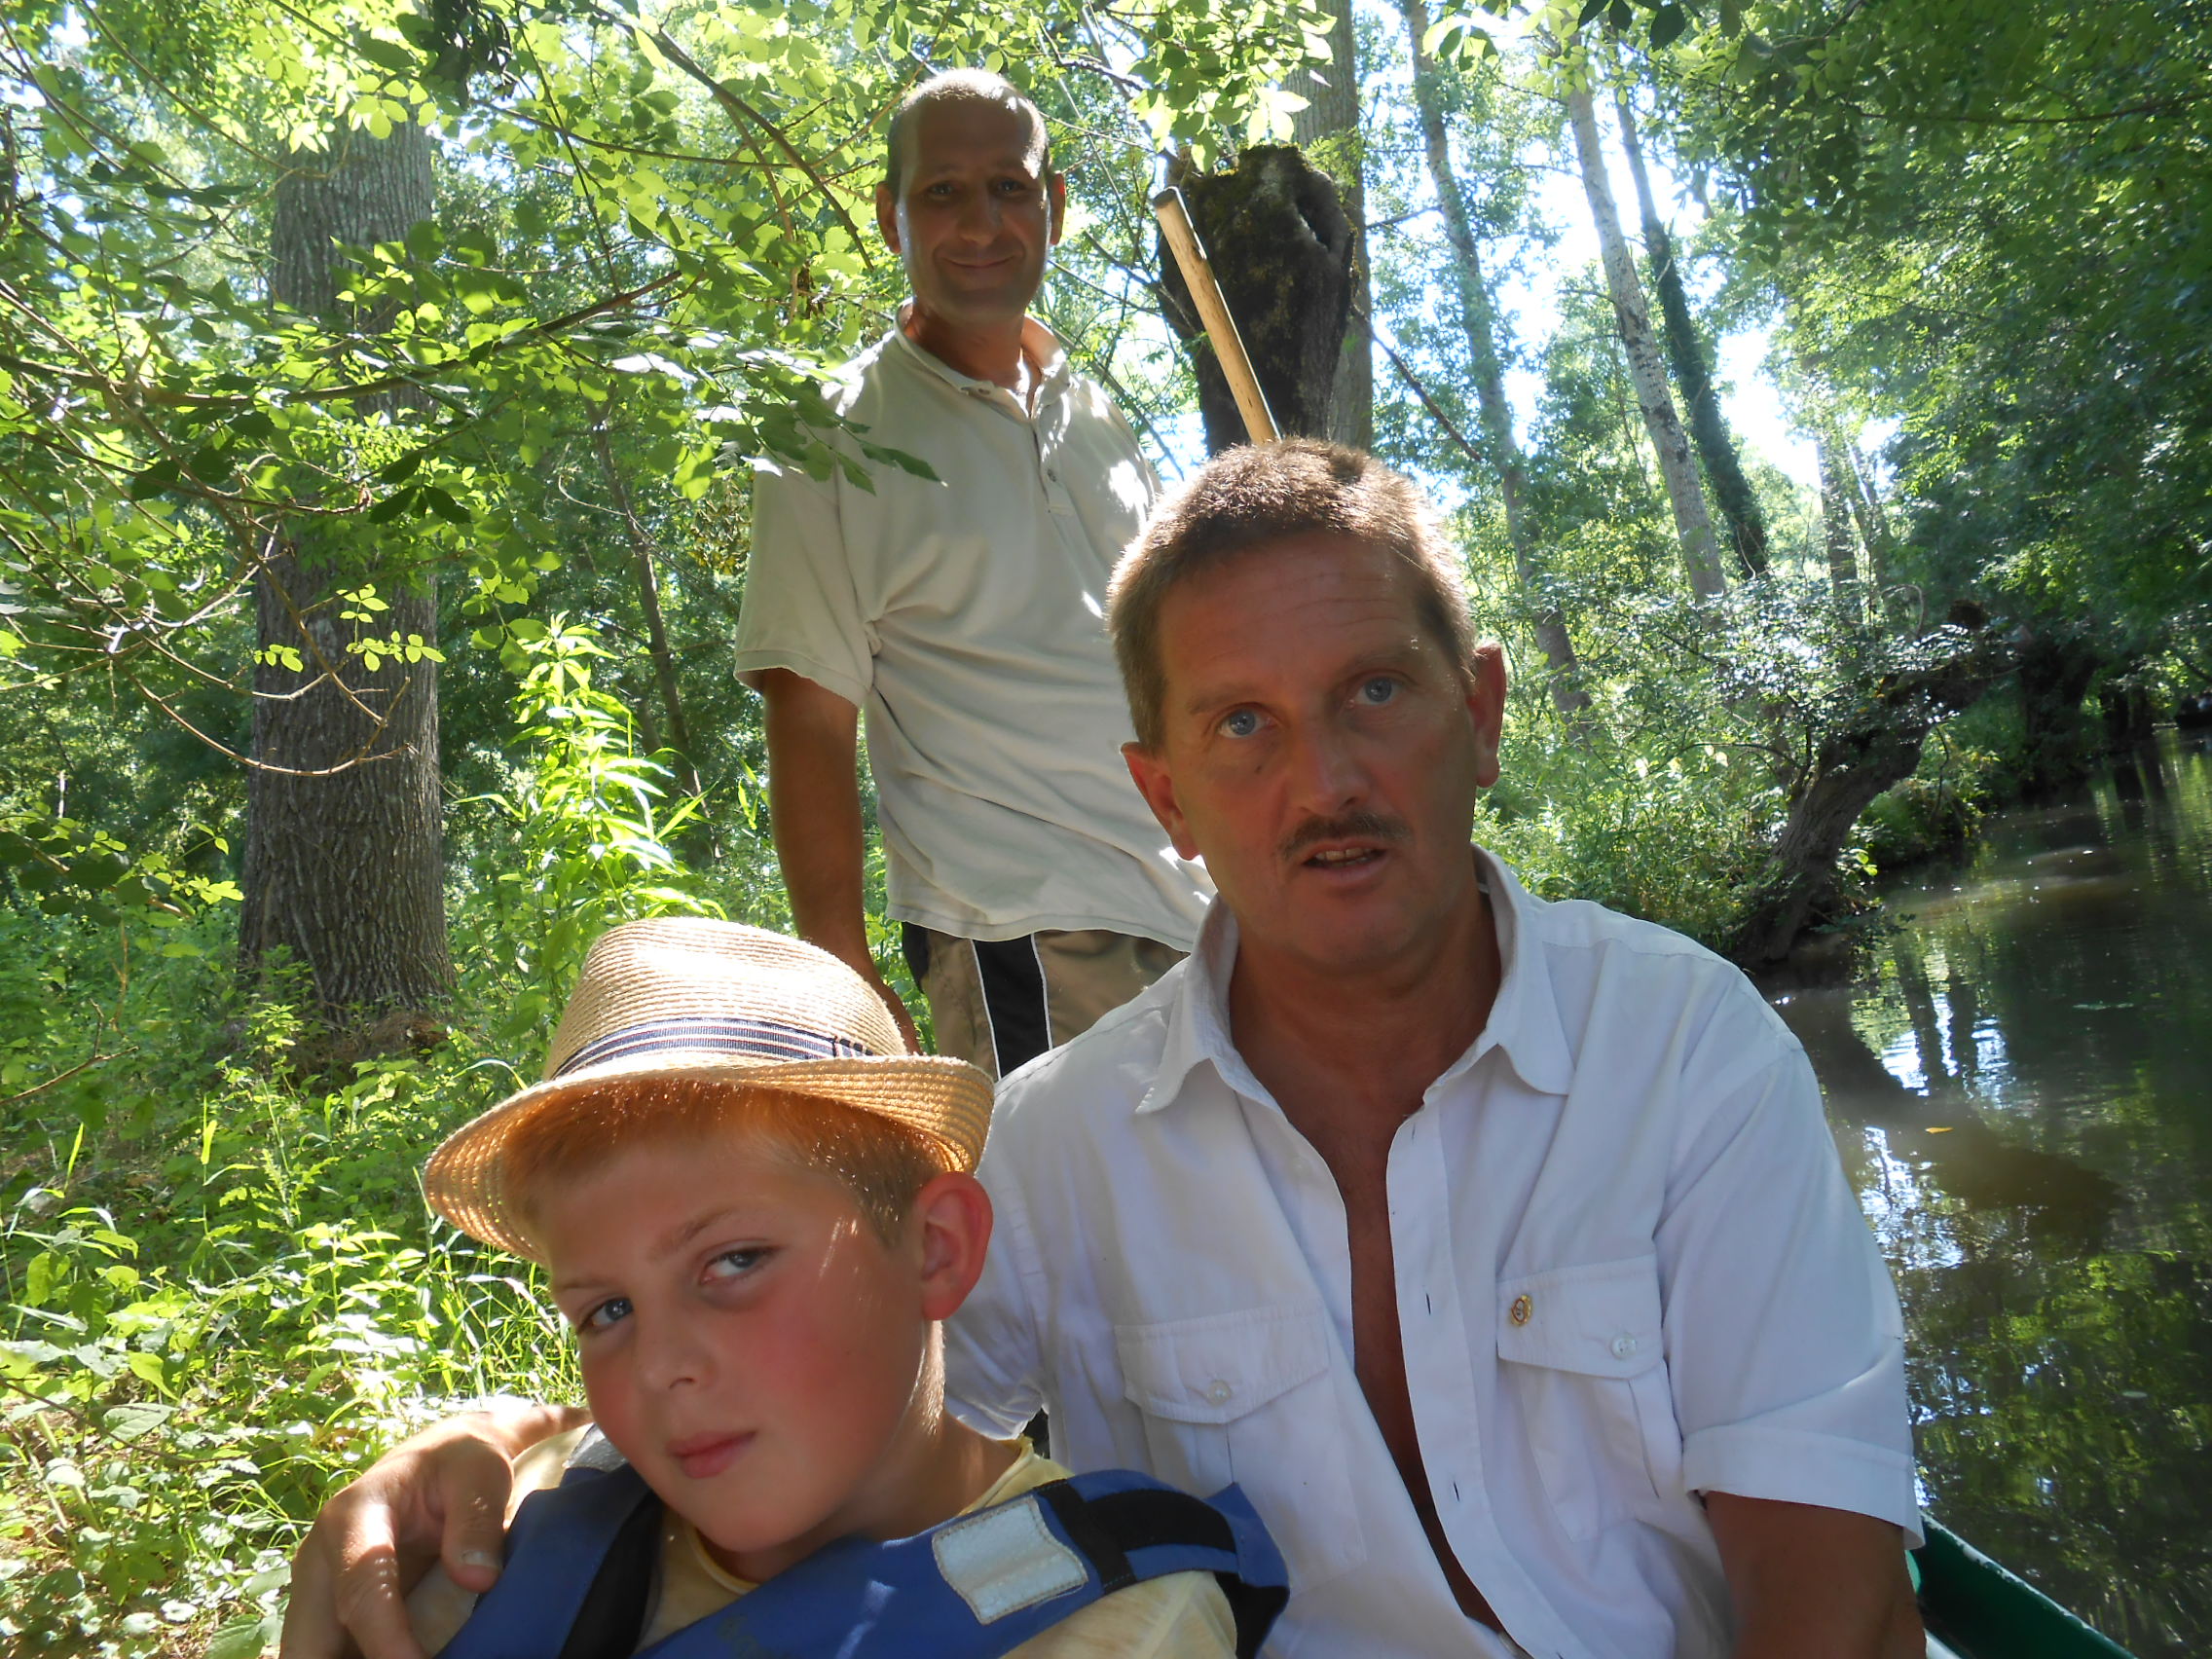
[1916,1518,2136,1658]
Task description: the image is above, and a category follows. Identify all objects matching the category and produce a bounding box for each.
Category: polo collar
[886,305,1070,409]
[1133,846,1575,1117]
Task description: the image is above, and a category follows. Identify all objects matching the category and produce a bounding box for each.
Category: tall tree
[1562,61,1727,600]
[1286,0,1374,449]
[1609,71,1769,577]
[1399,0,1589,721]
[1817,427,1862,621]
[240,122,453,1012]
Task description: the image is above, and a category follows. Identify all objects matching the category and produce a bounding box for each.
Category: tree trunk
[2013,626,2102,800]
[1286,0,1372,450]
[1732,632,2002,967]
[1817,428,1862,622]
[1610,77,1769,578]
[1157,147,1355,456]
[1563,79,1727,600]
[1400,0,1589,724]
[592,418,705,804]
[1841,437,1897,593]
[241,121,453,1013]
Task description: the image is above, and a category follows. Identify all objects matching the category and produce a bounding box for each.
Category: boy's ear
[911,1171,994,1323]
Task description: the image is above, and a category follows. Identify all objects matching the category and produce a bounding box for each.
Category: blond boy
[403,919,1282,1659]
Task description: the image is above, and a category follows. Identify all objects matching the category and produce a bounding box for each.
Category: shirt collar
[1134,846,1574,1117]
[886,304,1070,407]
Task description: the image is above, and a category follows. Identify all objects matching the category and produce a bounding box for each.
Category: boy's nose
[634,1316,710,1391]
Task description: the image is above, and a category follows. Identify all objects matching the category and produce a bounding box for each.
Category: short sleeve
[945,1131,1051,1439]
[1005,1570,1237,1659]
[732,460,873,708]
[1658,994,1921,1542]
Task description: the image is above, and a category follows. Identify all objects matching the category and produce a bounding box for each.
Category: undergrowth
[0,624,918,1658]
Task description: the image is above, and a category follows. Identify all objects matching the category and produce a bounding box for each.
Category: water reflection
[1775,733,2212,1658]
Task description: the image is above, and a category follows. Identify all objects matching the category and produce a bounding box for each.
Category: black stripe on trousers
[901,925,1054,1077]
[972,935,1052,1077]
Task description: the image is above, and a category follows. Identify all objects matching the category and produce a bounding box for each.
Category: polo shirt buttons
[1509,1294,1533,1326]
[1611,1334,1640,1359]
[1204,1379,1234,1405]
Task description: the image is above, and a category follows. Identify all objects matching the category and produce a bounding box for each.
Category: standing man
[738,69,1207,1076]
[280,443,1924,1659]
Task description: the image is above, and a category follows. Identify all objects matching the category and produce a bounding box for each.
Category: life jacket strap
[1033,1477,1287,1659]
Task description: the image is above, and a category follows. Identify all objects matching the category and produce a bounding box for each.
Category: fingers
[279,1479,425,1659]
[276,1517,348,1659]
[280,1405,583,1659]
[433,1432,516,1594]
[867,973,924,1053]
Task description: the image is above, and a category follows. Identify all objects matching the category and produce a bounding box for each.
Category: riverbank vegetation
[2,0,2206,1650]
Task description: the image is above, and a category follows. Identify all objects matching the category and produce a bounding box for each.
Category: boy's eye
[580,1296,632,1333]
[704,1246,769,1283]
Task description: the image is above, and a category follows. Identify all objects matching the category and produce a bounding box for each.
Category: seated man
[284,443,1923,1659]
[393,917,1282,1659]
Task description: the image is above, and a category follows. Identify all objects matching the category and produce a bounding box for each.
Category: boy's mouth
[667,1431,753,1480]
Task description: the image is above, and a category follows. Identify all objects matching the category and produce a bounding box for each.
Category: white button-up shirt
[947,851,1917,1659]
[734,313,1212,950]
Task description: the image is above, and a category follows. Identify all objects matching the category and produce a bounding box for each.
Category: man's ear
[1047,170,1068,245]
[1123,740,1199,860]
[874,181,901,255]
[1465,643,1508,791]
[912,1171,994,1322]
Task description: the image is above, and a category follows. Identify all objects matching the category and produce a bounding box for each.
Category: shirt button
[1204,1379,1234,1405]
[1611,1333,1640,1359]
[1509,1295,1533,1326]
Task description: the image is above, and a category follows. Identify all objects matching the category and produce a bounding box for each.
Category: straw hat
[424,917,993,1260]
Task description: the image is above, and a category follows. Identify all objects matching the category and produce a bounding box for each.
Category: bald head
[885,69,1052,195]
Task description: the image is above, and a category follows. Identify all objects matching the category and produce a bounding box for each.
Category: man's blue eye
[1358,677,1398,705]
[582,1296,631,1333]
[1221,709,1261,738]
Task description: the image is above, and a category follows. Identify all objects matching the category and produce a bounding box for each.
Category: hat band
[550,1014,878,1079]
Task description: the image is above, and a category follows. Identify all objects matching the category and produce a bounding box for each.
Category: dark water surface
[1774,733,2212,1657]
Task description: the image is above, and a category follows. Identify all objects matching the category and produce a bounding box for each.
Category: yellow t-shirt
[407,1428,1236,1659]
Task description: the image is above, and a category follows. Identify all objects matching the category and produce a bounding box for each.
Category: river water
[1772,732,2212,1657]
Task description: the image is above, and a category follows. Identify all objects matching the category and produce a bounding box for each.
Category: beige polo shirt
[735,315,1211,949]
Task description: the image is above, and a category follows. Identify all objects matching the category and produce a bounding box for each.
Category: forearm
[461,1396,589,1465]
[1707,1493,1922,1659]
[758,668,871,967]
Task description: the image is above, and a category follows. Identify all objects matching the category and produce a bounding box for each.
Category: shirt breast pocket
[1115,1303,1367,1590]
[1497,1254,1682,1542]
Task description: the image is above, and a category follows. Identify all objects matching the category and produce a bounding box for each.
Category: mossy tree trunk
[1564,78,1727,601]
[1157,146,1356,456]
[1610,75,1770,579]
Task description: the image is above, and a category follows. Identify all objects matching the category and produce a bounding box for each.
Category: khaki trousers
[901,924,1184,1080]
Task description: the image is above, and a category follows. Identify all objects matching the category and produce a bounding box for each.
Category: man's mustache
[1281,812,1411,862]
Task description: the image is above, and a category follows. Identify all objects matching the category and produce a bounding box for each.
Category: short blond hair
[501,1078,951,1251]
[1107,440,1479,749]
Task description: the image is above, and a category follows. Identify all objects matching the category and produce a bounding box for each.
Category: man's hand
[279,1401,587,1659]
[859,961,923,1053]
[1706,1493,1924,1659]
[756,668,919,1052]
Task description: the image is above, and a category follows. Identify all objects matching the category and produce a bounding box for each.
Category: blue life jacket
[438,1435,1288,1659]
